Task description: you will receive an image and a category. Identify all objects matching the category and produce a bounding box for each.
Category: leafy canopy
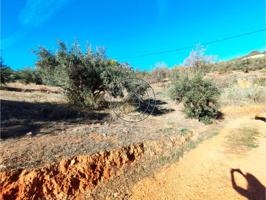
[34,41,146,109]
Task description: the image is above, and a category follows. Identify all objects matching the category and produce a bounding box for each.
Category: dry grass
[3,82,62,93]
[1,91,64,103]
[220,84,266,105]
[0,81,220,171]
[1,69,266,199]
[225,127,260,152]
[1,69,265,171]
[213,70,266,105]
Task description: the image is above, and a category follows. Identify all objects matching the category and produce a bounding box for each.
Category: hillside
[242,50,266,59]
[1,63,266,199]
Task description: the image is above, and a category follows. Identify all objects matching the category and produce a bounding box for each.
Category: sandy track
[131,106,266,200]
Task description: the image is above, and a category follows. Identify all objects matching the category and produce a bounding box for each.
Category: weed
[178,127,191,135]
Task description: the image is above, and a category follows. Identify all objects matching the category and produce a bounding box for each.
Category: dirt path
[130,105,266,200]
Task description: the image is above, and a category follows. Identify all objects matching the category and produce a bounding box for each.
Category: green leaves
[34,41,143,110]
[0,59,13,84]
[170,73,220,123]
[0,59,42,85]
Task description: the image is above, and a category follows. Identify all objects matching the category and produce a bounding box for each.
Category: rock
[113,192,119,198]
[0,164,7,171]
[26,132,32,136]
[94,123,101,127]
[70,159,76,166]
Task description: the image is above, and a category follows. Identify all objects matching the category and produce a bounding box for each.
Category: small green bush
[170,74,220,123]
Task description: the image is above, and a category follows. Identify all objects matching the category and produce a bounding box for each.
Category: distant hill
[211,50,266,73]
[241,50,266,59]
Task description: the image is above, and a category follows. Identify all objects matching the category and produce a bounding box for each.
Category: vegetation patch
[169,45,221,124]
[220,84,266,105]
[0,60,42,85]
[170,74,221,123]
[212,56,266,73]
[225,127,260,152]
[178,127,192,136]
[34,42,149,110]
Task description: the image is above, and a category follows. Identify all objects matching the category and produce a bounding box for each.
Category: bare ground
[1,71,266,199]
[0,82,214,171]
[130,105,266,200]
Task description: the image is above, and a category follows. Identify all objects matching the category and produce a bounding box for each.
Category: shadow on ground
[137,99,175,116]
[230,168,266,200]
[0,100,109,139]
[0,86,60,93]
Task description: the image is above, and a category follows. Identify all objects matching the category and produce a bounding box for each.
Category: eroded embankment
[0,144,144,200]
[0,131,195,200]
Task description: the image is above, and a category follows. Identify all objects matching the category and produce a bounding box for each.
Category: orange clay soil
[130,105,266,200]
[0,144,144,200]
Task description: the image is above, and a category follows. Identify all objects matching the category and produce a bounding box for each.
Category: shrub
[1,59,43,85]
[151,62,169,82]
[34,41,146,109]
[151,67,168,82]
[170,73,220,123]
[254,77,266,86]
[16,68,43,84]
[34,44,67,87]
[169,74,190,102]
[0,60,13,84]
[183,44,216,74]
[135,69,148,78]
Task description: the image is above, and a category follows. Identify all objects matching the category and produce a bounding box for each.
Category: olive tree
[34,41,146,109]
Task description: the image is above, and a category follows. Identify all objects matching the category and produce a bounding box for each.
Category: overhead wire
[120,28,266,60]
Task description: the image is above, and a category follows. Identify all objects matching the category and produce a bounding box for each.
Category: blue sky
[1,0,266,70]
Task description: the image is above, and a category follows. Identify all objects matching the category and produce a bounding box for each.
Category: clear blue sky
[1,0,266,70]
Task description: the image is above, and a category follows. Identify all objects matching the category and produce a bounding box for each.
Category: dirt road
[130,105,266,200]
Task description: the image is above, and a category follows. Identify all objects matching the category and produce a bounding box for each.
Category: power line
[121,28,266,60]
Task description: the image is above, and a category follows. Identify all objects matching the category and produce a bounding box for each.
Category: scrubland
[0,51,265,199]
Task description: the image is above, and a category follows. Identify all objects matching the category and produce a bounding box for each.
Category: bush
[1,59,43,85]
[16,68,43,84]
[0,60,13,84]
[254,77,266,86]
[34,41,146,109]
[150,62,169,82]
[183,44,215,74]
[151,67,168,82]
[170,73,220,123]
